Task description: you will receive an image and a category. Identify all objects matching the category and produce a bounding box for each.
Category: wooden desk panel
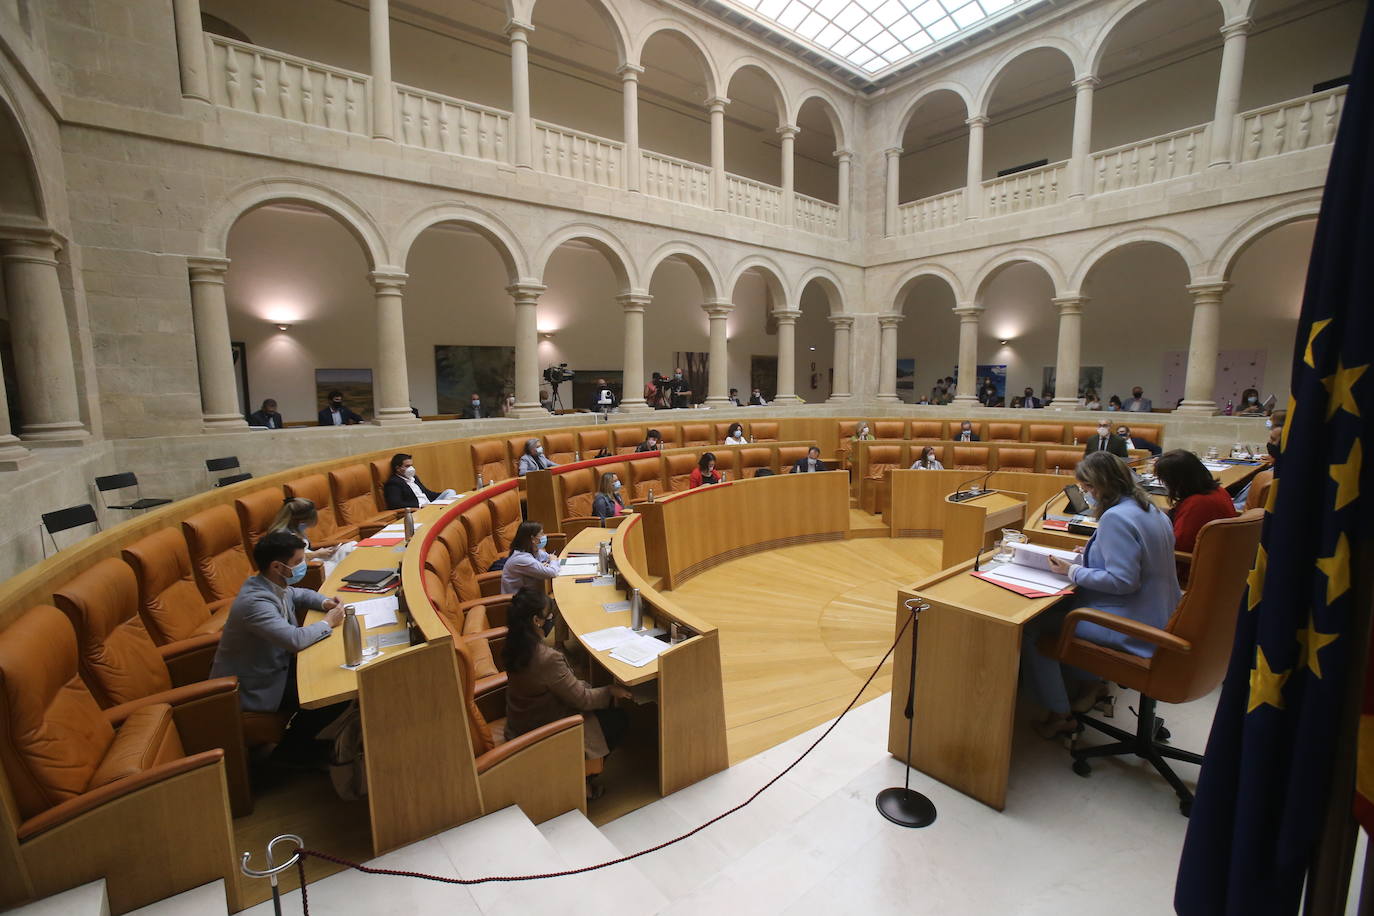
[941,491,1026,571]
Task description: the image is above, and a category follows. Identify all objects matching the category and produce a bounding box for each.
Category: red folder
[357,536,404,547]
[970,569,1074,599]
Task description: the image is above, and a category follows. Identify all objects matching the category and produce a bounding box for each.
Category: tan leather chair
[460,504,505,590]
[577,429,610,457]
[665,453,697,491]
[862,444,902,513]
[0,605,238,913]
[712,422,740,442]
[1130,423,1164,449]
[777,446,810,471]
[909,420,943,439]
[711,451,737,480]
[1043,449,1083,475]
[543,432,578,465]
[950,420,983,440]
[628,456,666,502]
[561,469,597,520]
[182,505,253,608]
[506,436,536,470]
[739,447,772,477]
[452,638,586,824]
[987,422,1023,442]
[121,527,228,663]
[1040,510,1263,814]
[612,427,644,454]
[435,524,502,603]
[233,486,286,563]
[487,487,522,552]
[657,426,681,449]
[874,420,906,439]
[470,440,512,483]
[996,446,1038,473]
[1070,424,1102,445]
[369,457,394,507]
[283,474,359,547]
[1244,469,1274,511]
[749,421,779,441]
[329,464,397,534]
[424,548,509,638]
[50,560,252,815]
[681,423,711,447]
[1028,423,1066,444]
[952,446,990,471]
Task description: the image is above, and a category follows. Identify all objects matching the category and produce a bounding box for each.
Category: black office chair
[206,456,247,488]
[93,472,172,511]
[215,472,253,487]
[40,504,100,556]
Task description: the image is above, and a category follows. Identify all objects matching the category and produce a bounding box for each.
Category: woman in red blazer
[1154,449,1237,553]
[689,452,724,488]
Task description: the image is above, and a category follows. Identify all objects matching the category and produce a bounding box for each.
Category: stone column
[877,313,903,402]
[883,147,902,236]
[617,292,652,411]
[965,116,988,219]
[172,0,210,102]
[507,20,534,169]
[185,256,248,431]
[1177,282,1227,414]
[835,149,853,238]
[619,64,644,192]
[952,305,982,405]
[826,314,854,402]
[772,308,802,404]
[1068,77,1098,199]
[0,353,32,470]
[1209,18,1252,167]
[708,97,729,210]
[778,124,797,225]
[703,299,734,406]
[371,271,417,425]
[369,0,395,140]
[1050,296,1088,408]
[508,282,546,416]
[1,237,88,444]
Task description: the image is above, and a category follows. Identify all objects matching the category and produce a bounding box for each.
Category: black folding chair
[40,504,100,557]
[206,456,244,488]
[94,472,173,511]
[215,472,253,487]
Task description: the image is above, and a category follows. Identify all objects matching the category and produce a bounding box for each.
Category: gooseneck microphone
[950,468,997,503]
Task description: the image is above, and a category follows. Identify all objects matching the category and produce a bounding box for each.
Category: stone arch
[534,222,637,291]
[1084,0,1214,77]
[1211,195,1324,280]
[971,248,1067,298]
[889,264,965,310]
[630,21,721,99]
[726,255,791,308]
[893,80,975,148]
[974,39,1083,118]
[204,178,388,266]
[1069,228,1203,290]
[722,57,790,125]
[0,88,47,223]
[790,88,849,150]
[795,267,847,315]
[642,241,721,301]
[393,202,528,284]
[526,0,630,66]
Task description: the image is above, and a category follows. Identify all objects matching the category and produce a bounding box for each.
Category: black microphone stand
[876,598,937,828]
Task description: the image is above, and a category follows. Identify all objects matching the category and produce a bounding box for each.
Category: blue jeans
[1020,606,1096,715]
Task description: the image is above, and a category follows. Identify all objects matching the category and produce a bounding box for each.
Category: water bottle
[630,588,644,632]
[342,606,363,667]
[1072,436,1078,446]
[475,472,485,489]
[598,540,612,576]
[403,508,415,542]
[575,450,582,462]
[1224,399,1234,416]
[647,487,655,503]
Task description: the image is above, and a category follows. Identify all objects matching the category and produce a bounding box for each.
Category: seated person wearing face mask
[501,521,561,595]
[592,472,628,519]
[1019,387,1043,409]
[210,530,348,766]
[461,393,486,419]
[668,369,692,409]
[910,446,943,470]
[517,438,558,475]
[954,421,980,442]
[1115,424,1161,457]
[383,452,457,509]
[749,388,768,406]
[1236,387,1266,416]
[318,390,364,426]
[790,446,828,473]
[266,497,355,579]
[636,428,663,453]
[723,422,748,445]
[1153,449,1237,553]
[248,398,284,429]
[1082,422,1129,458]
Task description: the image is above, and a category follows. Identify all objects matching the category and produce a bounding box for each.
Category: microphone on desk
[951,469,996,503]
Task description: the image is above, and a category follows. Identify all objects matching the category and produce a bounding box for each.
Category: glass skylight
[722,0,1038,75]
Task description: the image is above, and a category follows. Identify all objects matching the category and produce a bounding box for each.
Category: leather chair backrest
[1244,470,1274,511]
[578,430,610,456]
[867,445,902,478]
[1149,511,1263,703]
[487,488,522,551]
[952,446,990,470]
[183,505,253,604]
[369,457,393,506]
[562,469,597,519]
[987,422,1023,442]
[1027,423,1065,443]
[657,427,681,449]
[436,524,481,603]
[53,558,172,708]
[1130,424,1163,445]
[460,504,500,575]
[874,421,905,439]
[612,427,644,454]
[837,420,859,440]
[543,432,577,465]
[235,486,286,565]
[629,458,665,501]
[423,553,465,634]
[665,453,697,491]
[470,441,511,483]
[506,436,535,468]
[121,527,212,644]
[330,465,383,528]
[452,637,494,756]
[681,424,711,447]
[283,474,343,544]
[777,446,809,468]
[1043,449,1083,474]
[909,420,943,439]
[996,447,1037,473]
[750,421,778,441]
[739,448,771,474]
[711,451,737,477]
[0,605,116,821]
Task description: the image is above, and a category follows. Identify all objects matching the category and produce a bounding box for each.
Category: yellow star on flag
[1248,646,1291,713]
[1331,440,1362,511]
[1304,318,1331,368]
[1295,616,1339,679]
[1246,545,1268,611]
[1281,395,1297,451]
[1316,532,1351,605]
[1322,359,1367,420]
[1264,477,1279,512]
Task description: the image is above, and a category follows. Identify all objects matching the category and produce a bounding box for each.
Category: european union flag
[1175,5,1374,914]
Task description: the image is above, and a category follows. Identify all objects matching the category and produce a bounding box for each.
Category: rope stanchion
[264,612,915,915]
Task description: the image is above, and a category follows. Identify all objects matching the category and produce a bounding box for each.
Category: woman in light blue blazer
[1022,451,1181,739]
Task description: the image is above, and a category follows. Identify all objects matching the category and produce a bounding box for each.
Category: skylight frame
[717,0,1043,79]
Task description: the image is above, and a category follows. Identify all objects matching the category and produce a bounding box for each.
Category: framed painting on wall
[1041,366,1103,402]
[672,351,709,404]
[750,355,777,401]
[435,345,514,415]
[975,364,1007,405]
[314,368,373,420]
[896,358,916,403]
[231,341,249,417]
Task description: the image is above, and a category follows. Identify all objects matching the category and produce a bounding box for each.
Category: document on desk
[974,561,1073,598]
[583,626,637,651]
[558,558,602,577]
[609,635,670,668]
[347,595,400,628]
[602,600,631,613]
[378,522,424,535]
[431,493,466,505]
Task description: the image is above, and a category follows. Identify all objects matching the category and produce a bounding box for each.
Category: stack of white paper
[610,635,670,668]
[557,557,601,577]
[347,595,400,628]
[583,626,636,651]
[602,600,631,613]
[980,562,1071,593]
[378,522,424,535]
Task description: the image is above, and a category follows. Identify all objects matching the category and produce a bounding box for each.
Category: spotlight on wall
[538,330,557,341]
[998,339,1009,346]
[809,346,817,351]
[275,323,291,332]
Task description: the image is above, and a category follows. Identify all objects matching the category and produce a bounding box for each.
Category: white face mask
[536,446,544,455]
[1097,427,1109,438]
[1264,419,1273,429]
[613,480,621,490]
[1247,396,1258,404]
[404,466,416,479]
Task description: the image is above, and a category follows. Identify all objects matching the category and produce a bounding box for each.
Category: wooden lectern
[940,489,1027,570]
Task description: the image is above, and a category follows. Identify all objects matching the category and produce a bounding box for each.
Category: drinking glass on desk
[996,529,1027,563]
[1206,446,1219,459]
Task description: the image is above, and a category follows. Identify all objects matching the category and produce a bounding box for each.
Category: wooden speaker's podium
[940,488,1028,570]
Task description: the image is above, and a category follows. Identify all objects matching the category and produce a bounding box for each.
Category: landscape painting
[896,358,915,402]
[314,368,373,420]
[435,345,515,414]
[750,355,777,401]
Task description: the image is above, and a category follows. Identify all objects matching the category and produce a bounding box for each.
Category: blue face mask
[613,480,621,490]
[537,534,548,550]
[1082,489,1098,510]
[284,560,308,585]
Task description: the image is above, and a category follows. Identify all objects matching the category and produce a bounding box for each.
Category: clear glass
[995,528,1027,563]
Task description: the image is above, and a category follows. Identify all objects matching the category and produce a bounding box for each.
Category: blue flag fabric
[1174,5,1374,914]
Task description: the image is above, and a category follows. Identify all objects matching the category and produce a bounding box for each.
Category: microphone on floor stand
[876,598,937,828]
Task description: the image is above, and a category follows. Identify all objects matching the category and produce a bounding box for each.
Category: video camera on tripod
[544,363,574,411]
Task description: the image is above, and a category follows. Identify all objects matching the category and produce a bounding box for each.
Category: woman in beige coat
[502,588,631,798]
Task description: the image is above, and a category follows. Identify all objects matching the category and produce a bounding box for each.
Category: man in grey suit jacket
[210,530,346,765]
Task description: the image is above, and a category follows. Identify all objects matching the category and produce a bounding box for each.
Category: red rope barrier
[292,611,914,914]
